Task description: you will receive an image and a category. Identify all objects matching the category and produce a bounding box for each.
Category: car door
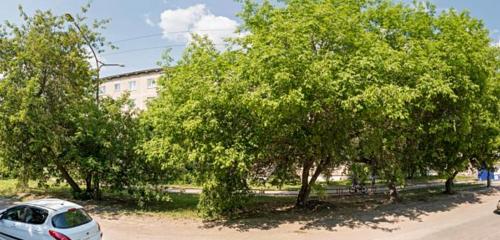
[12,206,49,240]
[0,206,26,240]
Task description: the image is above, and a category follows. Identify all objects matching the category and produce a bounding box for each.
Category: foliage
[0,0,498,219]
[141,36,258,218]
[0,6,166,202]
[144,0,499,217]
[0,7,96,188]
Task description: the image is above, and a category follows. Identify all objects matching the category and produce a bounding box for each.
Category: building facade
[100,68,162,109]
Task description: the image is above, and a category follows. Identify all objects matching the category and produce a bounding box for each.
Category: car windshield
[52,208,92,229]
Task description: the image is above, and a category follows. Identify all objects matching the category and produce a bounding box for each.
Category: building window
[114,83,121,92]
[129,81,137,91]
[147,78,156,89]
[99,86,106,94]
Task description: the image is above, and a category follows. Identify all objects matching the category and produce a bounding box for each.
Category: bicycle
[349,184,368,194]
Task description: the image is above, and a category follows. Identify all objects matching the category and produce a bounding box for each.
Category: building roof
[102,67,163,81]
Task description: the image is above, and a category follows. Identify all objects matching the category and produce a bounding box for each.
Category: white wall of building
[100,69,162,109]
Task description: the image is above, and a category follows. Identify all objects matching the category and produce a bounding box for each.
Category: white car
[0,199,102,240]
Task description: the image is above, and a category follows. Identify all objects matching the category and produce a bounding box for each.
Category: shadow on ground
[202,186,499,233]
[0,197,18,209]
[1,182,497,234]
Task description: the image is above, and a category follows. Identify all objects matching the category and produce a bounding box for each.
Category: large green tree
[237,0,368,207]
[412,8,499,193]
[144,0,499,217]
[0,6,159,201]
[0,7,96,189]
[142,36,259,217]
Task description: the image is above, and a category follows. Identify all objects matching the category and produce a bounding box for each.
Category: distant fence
[166,180,488,197]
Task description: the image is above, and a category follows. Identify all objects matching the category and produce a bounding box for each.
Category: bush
[198,173,250,219]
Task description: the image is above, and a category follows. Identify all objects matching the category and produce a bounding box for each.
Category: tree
[349,0,499,195]
[0,7,98,189]
[141,36,259,218]
[237,0,378,208]
[0,6,160,201]
[413,9,499,193]
[143,0,499,217]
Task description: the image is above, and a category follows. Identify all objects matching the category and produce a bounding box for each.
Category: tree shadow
[0,196,18,210]
[202,186,498,233]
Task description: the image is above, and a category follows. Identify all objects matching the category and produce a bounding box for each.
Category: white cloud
[159,4,239,45]
[145,14,155,27]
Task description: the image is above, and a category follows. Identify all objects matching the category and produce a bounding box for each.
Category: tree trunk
[486,169,491,188]
[56,163,81,193]
[445,178,453,194]
[93,172,101,200]
[296,157,330,208]
[387,179,399,202]
[85,173,93,193]
[296,161,312,208]
[444,171,458,194]
[371,165,376,188]
[17,164,30,190]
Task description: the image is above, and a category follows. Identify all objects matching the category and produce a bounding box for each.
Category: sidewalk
[165,180,498,196]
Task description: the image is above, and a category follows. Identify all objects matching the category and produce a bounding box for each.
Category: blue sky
[1,0,499,77]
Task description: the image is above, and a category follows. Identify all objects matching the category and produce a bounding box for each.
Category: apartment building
[100,68,162,109]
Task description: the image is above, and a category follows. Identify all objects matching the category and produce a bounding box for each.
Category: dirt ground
[93,188,500,240]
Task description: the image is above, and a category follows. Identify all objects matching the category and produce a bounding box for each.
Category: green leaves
[142,0,498,215]
[0,7,95,185]
[0,6,165,202]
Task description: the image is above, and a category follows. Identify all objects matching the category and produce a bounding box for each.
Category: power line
[110,28,236,44]
[102,43,228,56]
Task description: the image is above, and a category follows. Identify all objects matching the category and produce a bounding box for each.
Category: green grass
[0,179,200,219]
[0,178,19,197]
[404,175,477,186]
[0,178,488,220]
[0,179,71,198]
[170,179,356,192]
[400,182,486,202]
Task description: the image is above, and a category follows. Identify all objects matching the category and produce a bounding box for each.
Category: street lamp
[65,13,125,200]
[64,13,124,103]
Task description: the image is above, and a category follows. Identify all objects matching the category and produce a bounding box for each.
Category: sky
[1,0,499,77]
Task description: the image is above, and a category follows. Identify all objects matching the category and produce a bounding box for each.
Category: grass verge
[0,178,492,221]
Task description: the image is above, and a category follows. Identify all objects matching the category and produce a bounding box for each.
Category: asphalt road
[1,188,499,240]
[95,189,500,240]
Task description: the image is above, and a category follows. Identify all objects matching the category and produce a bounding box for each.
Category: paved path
[94,188,500,240]
[166,180,490,196]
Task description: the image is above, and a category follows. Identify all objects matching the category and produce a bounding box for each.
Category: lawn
[0,178,490,220]
[0,179,200,218]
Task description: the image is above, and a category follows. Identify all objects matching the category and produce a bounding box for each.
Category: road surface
[1,188,498,240]
[94,189,499,240]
